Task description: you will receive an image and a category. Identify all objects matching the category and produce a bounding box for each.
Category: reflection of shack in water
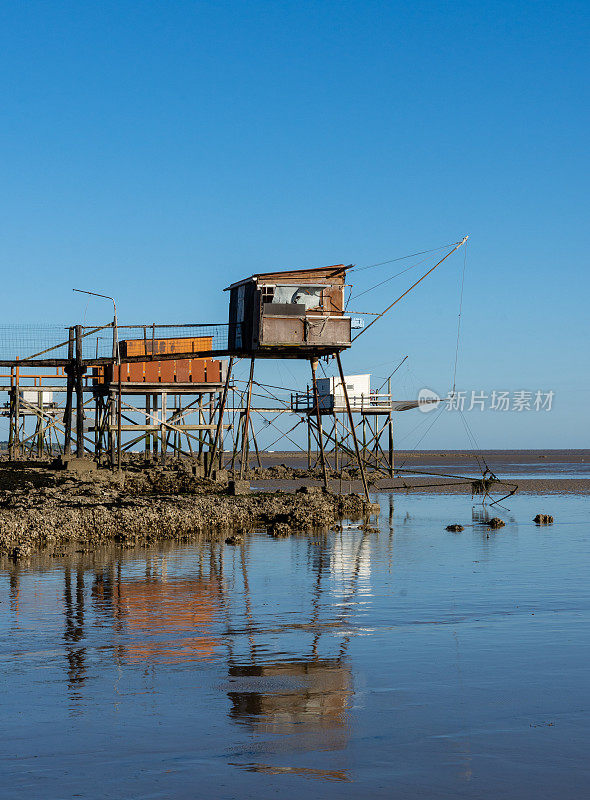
[223,533,367,755]
[228,658,352,751]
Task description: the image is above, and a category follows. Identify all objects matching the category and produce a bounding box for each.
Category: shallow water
[396,462,590,480]
[1,492,589,799]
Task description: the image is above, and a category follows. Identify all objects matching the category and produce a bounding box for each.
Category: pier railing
[0,322,237,366]
[291,390,395,414]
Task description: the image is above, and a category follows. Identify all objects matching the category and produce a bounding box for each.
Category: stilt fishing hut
[226,264,351,356]
[209,264,372,499]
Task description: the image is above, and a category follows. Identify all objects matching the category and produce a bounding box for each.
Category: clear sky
[1,1,588,449]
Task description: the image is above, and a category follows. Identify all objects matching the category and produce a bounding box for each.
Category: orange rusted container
[91,357,223,384]
[120,336,213,358]
[174,360,190,382]
[128,362,144,382]
[190,359,206,383]
[204,359,221,383]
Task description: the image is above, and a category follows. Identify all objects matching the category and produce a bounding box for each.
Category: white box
[20,390,54,407]
[316,374,371,410]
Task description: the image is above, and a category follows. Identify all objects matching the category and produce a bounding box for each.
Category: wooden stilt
[388,377,394,477]
[336,351,370,503]
[108,389,116,465]
[239,359,255,479]
[145,394,151,460]
[75,325,85,457]
[307,412,312,470]
[152,394,158,457]
[198,394,204,459]
[8,370,14,461]
[64,328,75,455]
[117,366,122,470]
[14,362,20,459]
[37,390,43,457]
[206,356,234,478]
[310,358,329,490]
[249,417,262,468]
[160,391,166,465]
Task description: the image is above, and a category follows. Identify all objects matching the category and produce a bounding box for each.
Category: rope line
[346,254,433,307]
[451,241,467,395]
[350,241,459,273]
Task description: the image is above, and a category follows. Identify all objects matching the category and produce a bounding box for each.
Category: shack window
[272,285,323,310]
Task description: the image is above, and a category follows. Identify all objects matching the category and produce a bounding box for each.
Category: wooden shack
[225,265,351,357]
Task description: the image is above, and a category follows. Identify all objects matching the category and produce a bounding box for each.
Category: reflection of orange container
[120,336,213,357]
[117,578,221,664]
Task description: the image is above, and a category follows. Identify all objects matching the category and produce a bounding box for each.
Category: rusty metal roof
[224,264,349,291]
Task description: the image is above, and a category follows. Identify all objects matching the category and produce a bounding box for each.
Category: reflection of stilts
[63,566,88,694]
[226,534,354,751]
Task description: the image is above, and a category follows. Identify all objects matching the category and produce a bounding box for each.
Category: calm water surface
[1,492,589,799]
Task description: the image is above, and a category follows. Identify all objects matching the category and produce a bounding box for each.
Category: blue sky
[1,1,588,448]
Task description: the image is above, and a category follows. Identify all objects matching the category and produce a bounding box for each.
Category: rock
[269,522,291,538]
[534,513,553,524]
[8,545,32,560]
[211,469,228,484]
[488,517,505,529]
[56,456,98,474]
[228,479,250,496]
[446,524,464,532]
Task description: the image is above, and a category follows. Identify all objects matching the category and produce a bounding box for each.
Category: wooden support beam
[64,327,74,455]
[310,358,329,491]
[75,325,85,457]
[239,359,255,479]
[207,357,234,478]
[336,351,370,503]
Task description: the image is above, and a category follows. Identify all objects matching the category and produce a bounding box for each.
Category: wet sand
[257,476,590,495]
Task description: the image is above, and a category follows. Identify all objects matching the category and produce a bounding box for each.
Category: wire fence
[0,323,235,363]
[0,325,72,362]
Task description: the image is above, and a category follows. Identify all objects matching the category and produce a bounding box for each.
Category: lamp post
[73,289,121,469]
[72,289,119,363]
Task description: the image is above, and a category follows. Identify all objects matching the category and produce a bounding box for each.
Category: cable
[350,242,459,273]
[451,242,467,396]
[352,237,468,343]
[345,255,432,308]
[396,403,447,468]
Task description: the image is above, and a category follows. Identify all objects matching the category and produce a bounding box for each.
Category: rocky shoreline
[2,451,587,560]
[0,460,376,560]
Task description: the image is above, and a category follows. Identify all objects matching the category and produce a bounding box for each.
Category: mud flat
[2,450,587,559]
[0,460,374,560]
[255,475,590,495]
[258,449,590,471]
